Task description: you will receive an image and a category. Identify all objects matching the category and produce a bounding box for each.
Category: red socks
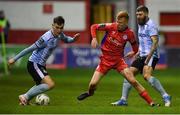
[140,90,154,105]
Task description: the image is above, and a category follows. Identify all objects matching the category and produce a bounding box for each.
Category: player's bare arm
[91,38,98,48]
[125,51,140,59]
[134,51,140,58]
[124,51,136,59]
[124,48,137,58]
[145,35,158,64]
[125,36,138,59]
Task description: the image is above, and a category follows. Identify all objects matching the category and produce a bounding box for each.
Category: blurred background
[0,0,180,72]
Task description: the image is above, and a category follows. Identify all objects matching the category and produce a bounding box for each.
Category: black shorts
[131,56,159,74]
[27,61,48,85]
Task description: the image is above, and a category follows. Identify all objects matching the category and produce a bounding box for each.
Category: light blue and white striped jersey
[29,30,74,66]
[138,19,160,58]
[14,30,74,66]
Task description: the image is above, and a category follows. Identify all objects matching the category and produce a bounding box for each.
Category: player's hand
[124,51,135,59]
[8,58,15,67]
[144,59,149,65]
[73,33,80,41]
[134,52,139,59]
[91,38,98,48]
[144,54,152,65]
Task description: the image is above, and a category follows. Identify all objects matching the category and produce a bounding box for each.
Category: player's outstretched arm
[73,33,80,41]
[8,44,38,67]
[61,33,80,43]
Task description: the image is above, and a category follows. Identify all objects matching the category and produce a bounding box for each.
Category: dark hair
[136,5,149,14]
[53,16,65,25]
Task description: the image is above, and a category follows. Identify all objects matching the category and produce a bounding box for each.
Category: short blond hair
[117,11,129,20]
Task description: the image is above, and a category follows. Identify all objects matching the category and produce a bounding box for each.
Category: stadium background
[0,0,180,114]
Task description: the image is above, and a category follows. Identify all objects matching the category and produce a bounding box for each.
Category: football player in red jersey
[77,11,156,106]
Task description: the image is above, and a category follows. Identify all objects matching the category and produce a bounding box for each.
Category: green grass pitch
[0,68,180,114]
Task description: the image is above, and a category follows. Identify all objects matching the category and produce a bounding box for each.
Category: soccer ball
[35,94,50,105]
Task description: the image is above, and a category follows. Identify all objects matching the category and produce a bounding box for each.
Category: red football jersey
[91,23,138,60]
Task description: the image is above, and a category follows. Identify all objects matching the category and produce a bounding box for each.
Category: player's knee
[129,79,137,86]
[48,81,55,89]
[143,73,151,80]
[124,71,136,84]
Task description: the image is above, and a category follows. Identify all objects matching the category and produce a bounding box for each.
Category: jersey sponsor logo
[109,37,122,46]
[145,30,149,34]
[139,33,148,37]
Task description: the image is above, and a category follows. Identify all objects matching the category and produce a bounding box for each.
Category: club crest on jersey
[112,31,116,34]
[123,35,128,40]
